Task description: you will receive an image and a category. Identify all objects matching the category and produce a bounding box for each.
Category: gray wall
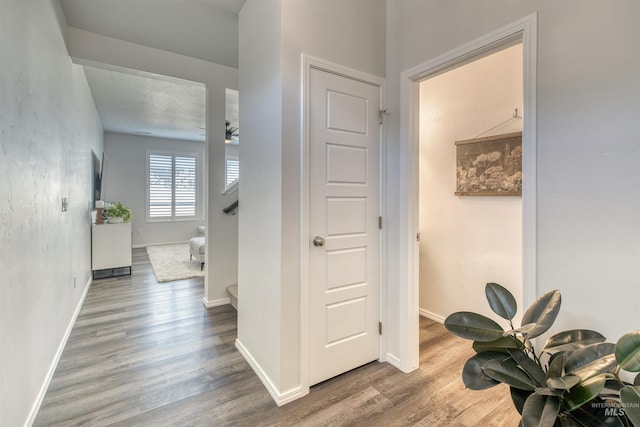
[103,132,206,247]
[385,0,640,362]
[0,1,104,425]
[238,0,386,400]
[238,0,284,395]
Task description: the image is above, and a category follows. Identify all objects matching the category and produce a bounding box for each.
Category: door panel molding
[308,68,379,384]
[301,55,386,393]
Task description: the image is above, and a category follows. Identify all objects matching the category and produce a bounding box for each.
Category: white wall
[238,0,386,402]
[237,0,284,396]
[225,144,239,162]
[65,27,239,306]
[0,1,103,425]
[386,0,640,366]
[280,0,386,393]
[103,132,206,247]
[419,45,523,322]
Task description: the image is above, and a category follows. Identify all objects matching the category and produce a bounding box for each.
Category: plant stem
[526,339,541,364]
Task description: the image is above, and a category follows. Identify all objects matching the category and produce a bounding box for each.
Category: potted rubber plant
[444,283,640,426]
[103,202,133,223]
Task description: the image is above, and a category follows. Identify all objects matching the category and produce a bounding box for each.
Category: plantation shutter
[148,152,198,220]
[149,154,173,218]
[175,155,196,217]
[226,158,239,186]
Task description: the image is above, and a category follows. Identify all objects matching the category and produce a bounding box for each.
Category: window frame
[146,150,203,223]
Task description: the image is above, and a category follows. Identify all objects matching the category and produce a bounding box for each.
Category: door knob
[313,236,326,247]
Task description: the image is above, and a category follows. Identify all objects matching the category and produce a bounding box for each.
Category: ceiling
[61,0,246,67]
[61,0,245,142]
[84,66,207,141]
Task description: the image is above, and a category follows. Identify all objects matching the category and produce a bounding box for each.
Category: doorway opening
[399,14,537,372]
[80,62,210,284]
[418,44,524,328]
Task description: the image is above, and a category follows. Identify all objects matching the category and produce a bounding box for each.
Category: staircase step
[227,284,238,310]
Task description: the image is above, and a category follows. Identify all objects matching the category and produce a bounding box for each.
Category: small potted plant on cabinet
[103,202,133,224]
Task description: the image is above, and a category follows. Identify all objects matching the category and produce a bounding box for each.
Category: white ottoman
[189,237,205,270]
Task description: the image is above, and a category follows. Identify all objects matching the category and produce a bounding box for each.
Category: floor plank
[35,248,521,426]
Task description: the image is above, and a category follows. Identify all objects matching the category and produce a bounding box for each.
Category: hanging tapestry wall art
[455,131,522,196]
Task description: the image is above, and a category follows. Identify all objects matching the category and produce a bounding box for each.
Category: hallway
[35,249,519,426]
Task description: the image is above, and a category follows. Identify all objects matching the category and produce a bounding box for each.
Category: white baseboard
[385,352,401,369]
[26,276,92,427]
[235,338,307,406]
[419,308,445,324]
[201,296,230,308]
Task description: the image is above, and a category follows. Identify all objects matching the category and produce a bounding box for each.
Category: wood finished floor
[35,248,521,426]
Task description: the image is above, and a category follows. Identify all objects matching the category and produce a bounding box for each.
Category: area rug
[146,243,205,283]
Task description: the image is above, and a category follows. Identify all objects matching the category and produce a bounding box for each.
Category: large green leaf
[620,385,640,426]
[557,416,582,427]
[509,348,547,387]
[603,379,625,392]
[547,352,567,379]
[521,290,562,339]
[615,331,640,372]
[473,335,521,353]
[485,282,518,320]
[546,375,580,390]
[462,352,504,390]
[521,393,561,427]
[543,330,606,353]
[482,357,537,391]
[565,343,616,379]
[564,374,606,411]
[444,311,504,342]
[511,386,534,415]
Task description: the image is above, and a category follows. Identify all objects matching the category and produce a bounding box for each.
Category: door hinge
[378,109,387,125]
[378,216,382,230]
[378,321,382,335]
[417,233,420,242]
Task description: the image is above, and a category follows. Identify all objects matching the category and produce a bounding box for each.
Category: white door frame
[300,54,386,392]
[398,13,538,372]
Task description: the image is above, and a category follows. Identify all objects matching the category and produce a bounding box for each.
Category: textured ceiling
[84,66,207,142]
[61,0,246,68]
[62,0,245,142]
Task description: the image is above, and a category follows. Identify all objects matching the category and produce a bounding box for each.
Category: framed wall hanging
[455,131,522,196]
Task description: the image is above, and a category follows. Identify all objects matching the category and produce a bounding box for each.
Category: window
[225,157,239,187]
[147,151,200,221]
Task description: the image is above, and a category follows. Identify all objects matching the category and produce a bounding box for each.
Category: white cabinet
[92,223,132,277]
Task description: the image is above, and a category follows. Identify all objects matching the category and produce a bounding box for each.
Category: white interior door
[309,67,381,385]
